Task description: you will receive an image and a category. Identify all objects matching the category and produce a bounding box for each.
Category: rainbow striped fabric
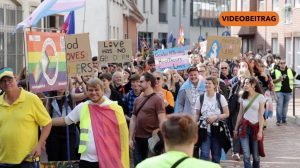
[26,31,67,93]
[89,102,129,168]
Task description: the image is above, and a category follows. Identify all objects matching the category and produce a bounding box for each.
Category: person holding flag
[52,77,129,168]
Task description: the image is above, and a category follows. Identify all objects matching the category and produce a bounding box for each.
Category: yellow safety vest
[274,68,294,92]
[78,102,91,154]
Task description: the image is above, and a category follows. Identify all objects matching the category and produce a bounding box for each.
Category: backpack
[199,92,224,114]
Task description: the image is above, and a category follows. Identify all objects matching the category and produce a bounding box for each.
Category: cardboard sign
[98,39,132,63]
[26,31,68,93]
[206,36,241,59]
[154,46,190,72]
[199,41,207,56]
[65,33,93,77]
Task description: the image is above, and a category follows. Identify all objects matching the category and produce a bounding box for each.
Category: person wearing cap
[174,66,205,116]
[0,67,52,167]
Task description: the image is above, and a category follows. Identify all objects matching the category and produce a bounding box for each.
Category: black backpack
[199,92,224,114]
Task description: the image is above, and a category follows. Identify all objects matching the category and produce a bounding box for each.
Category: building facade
[0,0,41,72]
[231,0,300,70]
[190,0,230,44]
[136,0,229,50]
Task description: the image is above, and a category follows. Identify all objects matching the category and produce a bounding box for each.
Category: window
[296,0,300,8]
[0,32,4,67]
[259,0,265,11]
[285,38,292,67]
[242,0,249,11]
[295,37,300,70]
[138,32,153,48]
[143,0,146,13]
[183,0,186,16]
[172,0,176,16]
[117,27,119,39]
[237,0,242,11]
[272,38,279,55]
[284,0,292,23]
[151,0,153,14]
[273,0,279,11]
[7,32,16,70]
[0,8,4,25]
[6,9,16,26]
[158,33,168,48]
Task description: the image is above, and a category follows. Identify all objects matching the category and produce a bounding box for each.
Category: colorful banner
[65,33,93,77]
[154,46,190,72]
[98,39,132,63]
[206,36,241,60]
[26,31,67,93]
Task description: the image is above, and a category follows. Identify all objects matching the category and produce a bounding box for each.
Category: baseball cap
[0,68,14,81]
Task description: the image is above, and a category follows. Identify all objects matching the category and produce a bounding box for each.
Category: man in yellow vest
[271,60,296,126]
[52,77,129,168]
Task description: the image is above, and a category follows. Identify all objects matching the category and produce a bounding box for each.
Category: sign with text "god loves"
[98,39,132,63]
[65,33,93,77]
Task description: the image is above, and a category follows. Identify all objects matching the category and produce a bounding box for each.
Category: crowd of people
[1,46,300,168]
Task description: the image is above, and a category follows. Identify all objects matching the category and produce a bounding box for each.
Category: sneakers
[276,121,281,126]
[282,121,287,125]
[232,153,240,161]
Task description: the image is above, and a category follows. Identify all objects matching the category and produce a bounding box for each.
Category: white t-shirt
[65,96,112,162]
[239,94,266,124]
[195,93,228,132]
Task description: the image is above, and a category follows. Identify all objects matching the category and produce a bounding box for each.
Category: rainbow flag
[89,102,129,168]
[26,31,67,93]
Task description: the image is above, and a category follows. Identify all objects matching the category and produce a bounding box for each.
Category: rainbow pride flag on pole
[177,24,184,46]
[89,102,129,168]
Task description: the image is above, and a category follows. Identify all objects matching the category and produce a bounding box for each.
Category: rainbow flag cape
[89,102,129,168]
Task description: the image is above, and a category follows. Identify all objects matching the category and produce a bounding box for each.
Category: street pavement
[221,90,300,168]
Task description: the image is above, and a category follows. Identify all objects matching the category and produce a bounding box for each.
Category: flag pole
[82,0,87,32]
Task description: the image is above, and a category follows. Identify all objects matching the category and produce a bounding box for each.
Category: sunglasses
[156,77,161,81]
[221,67,228,70]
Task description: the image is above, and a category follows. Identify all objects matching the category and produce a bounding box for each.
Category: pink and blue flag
[16,0,85,30]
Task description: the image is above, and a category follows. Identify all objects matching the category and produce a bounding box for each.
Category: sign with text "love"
[98,39,132,63]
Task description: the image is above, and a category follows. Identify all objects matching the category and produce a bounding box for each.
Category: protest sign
[65,33,93,77]
[199,41,207,56]
[26,31,67,93]
[154,46,190,72]
[206,36,241,59]
[98,39,132,63]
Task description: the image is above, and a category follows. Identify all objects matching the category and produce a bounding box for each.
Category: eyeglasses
[221,67,228,70]
[156,77,161,81]
[280,62,286,64]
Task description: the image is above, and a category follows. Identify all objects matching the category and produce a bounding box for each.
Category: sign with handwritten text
[98,39,132,63]
[65,33,93,77]
[206,36,241,59]
[154,46,190,71]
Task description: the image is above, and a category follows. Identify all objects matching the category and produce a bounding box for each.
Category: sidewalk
[221,92,300,168]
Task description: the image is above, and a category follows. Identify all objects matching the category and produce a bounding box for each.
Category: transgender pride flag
[16,0,85,30]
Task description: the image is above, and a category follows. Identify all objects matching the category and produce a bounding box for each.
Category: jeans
[276,92,292,123]
[133,137,149,166]
[200,132,221,163]
[79,160,99,168]
[240,126,260,168]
